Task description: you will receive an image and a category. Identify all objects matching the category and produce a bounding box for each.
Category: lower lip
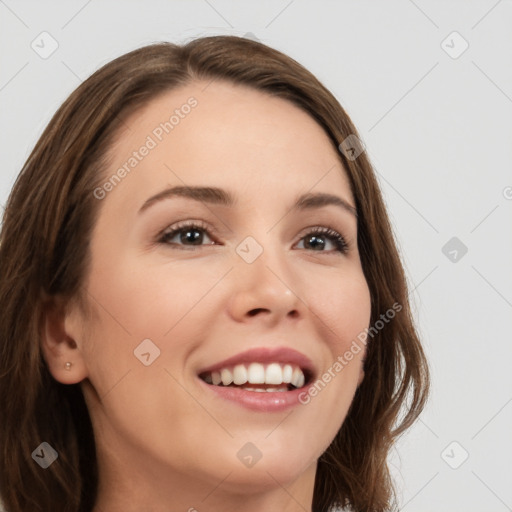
[198,378,310,412]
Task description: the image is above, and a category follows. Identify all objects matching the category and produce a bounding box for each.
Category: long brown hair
[0,35,429,512]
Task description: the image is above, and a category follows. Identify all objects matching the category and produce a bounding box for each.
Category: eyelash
[157,220,350,254]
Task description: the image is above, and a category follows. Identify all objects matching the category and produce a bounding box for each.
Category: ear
[40,295,89,384]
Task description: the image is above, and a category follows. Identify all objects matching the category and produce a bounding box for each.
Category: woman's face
[68,80,371,499]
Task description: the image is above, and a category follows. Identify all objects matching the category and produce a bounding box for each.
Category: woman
[0,35,429,512]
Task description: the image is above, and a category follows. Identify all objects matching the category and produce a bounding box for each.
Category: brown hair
[0,35,429,512]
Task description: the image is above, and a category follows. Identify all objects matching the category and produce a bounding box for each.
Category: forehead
[102,80,354,209]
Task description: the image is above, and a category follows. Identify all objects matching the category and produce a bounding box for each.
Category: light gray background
[1,1,511,511]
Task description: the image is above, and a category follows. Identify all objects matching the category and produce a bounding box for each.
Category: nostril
[247,308,267,316]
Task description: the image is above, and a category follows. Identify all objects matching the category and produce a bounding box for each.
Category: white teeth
[264,386,288,392]
[282,364,293,383]
[291,367,305,388]
[247,363,265,384]
[239,386,289,392]
[202,362,307,389]
[265,363,283,384]
[233,364,248,385]
[221,368,233,386]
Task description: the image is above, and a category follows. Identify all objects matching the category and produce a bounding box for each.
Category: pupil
[306,235,324,250]
[182,229,202,245]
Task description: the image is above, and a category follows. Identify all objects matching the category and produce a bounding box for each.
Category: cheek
[291,269,370,449]
[87,253,221,334]
[81,255,227,378]
[309,267,371,351]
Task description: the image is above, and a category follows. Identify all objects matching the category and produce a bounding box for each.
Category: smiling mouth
[199,362,312,392]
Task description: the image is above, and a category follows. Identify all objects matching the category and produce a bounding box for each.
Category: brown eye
[296,227,349,254]
[159,221,216,248]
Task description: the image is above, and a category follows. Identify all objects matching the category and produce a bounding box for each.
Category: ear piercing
[64,362,72,371]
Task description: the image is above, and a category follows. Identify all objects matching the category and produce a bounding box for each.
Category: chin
[201,436,318,490]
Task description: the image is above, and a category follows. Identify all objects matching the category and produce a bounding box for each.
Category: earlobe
[40,297,88,385]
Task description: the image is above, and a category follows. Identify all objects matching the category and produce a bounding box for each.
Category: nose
[226,245,303,327]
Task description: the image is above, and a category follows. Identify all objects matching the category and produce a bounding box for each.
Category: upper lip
[197,346,316,382]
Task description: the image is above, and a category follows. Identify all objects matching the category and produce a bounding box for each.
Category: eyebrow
[138,185,357,217]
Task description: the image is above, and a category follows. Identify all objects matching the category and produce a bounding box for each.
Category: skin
[41,80,371,512]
